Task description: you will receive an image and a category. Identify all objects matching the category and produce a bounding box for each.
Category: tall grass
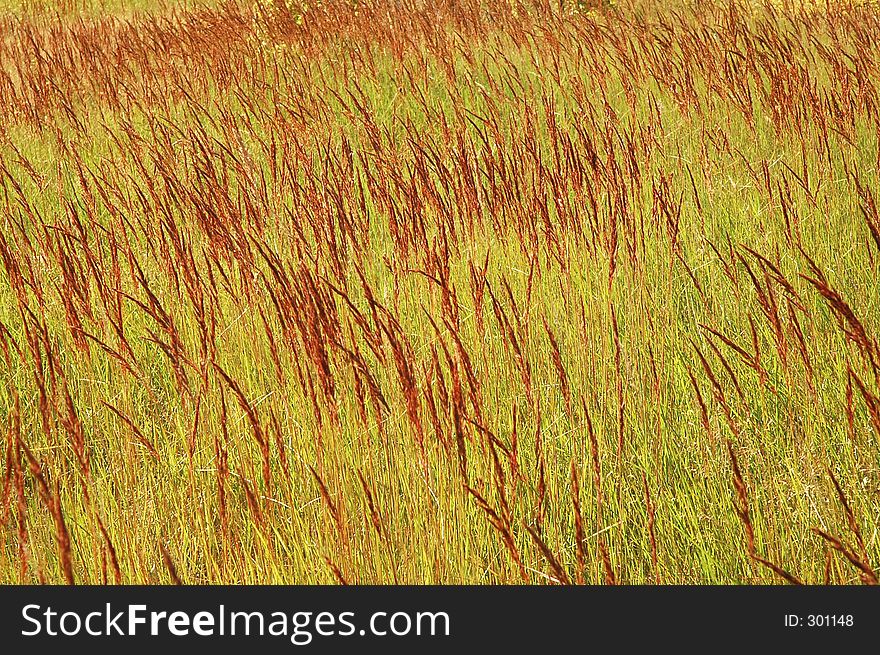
[0,0,879,584]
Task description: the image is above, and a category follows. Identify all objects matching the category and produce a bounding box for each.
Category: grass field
[1,0,879,584]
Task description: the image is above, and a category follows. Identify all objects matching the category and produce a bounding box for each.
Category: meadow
[0,0,879,584]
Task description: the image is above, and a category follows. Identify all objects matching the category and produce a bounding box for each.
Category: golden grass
[0,0,879,584]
